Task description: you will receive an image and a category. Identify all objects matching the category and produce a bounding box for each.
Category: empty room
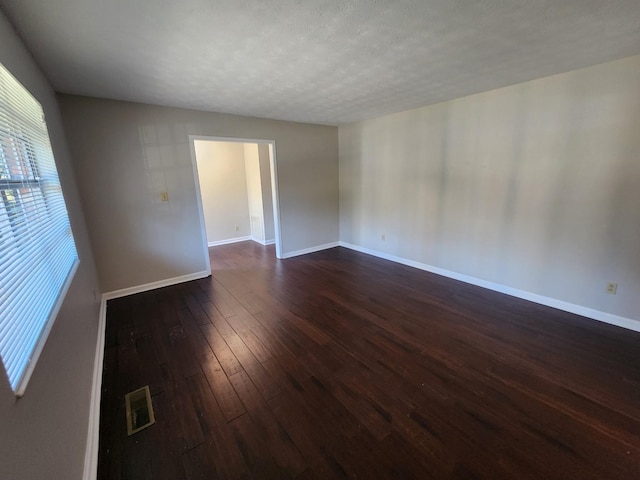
[0,1,639,479]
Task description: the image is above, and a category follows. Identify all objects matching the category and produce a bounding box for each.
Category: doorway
[189,136,283,270]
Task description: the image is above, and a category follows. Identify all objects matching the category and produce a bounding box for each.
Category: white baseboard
[85,269,211,478]
[82,297,107,480]
[102,270,211,300]
[339,242,640,333]
[252,238,276,246]
[280,241,340,259]
[208,236,252,247]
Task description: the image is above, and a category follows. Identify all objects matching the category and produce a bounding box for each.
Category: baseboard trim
[339,242,640,333]
[208,236,252,247]
[252,238,276,246]
[281,241,340,259]
[85,269,211,478]
[82,297,107,480]
[102,270,211,301]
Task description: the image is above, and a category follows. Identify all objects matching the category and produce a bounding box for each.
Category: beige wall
[243,143,276,244]
[244,143,265,242]
[340,54,640,324]
[59,95,339,292]
[0,10,101,480]
[258,143,276,242]
[195,140,251,243]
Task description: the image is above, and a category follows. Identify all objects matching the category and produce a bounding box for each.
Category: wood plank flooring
[99,242,640,479]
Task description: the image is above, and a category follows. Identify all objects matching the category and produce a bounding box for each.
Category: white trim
[268,143,284,259]
[82,296,107,480]
[188,136,283,260]
[339,242,640,333]
[84,267,211,478]
[280,241,340,259]
[253,238,276,246]
[102,270,210,301]
[208,236,252,247]
[16,259,80,397]
[188,137,212,278]
[190,135,273,144]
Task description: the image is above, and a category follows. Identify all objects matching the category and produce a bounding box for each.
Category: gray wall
[340,54,640,323]
[0,10,101,480]
[59,95,339,293]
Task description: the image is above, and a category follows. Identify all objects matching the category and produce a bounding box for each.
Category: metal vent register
[125,386,155,435]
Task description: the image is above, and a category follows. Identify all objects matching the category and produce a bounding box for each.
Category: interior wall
[243,143,266,243]
[258,143,276,242]
[0,11,101,480]
[340,54,640,324]
[59,95,339,293]
[195,140,251,244]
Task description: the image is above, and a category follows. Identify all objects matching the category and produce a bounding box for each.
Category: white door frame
[188,135,284,272]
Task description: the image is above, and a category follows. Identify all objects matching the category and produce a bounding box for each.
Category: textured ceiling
[2,1,640,125]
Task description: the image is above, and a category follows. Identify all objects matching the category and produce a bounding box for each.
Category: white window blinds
[0,63,79,396]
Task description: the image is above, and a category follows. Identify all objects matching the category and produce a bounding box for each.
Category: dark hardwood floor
[99,242,640,479]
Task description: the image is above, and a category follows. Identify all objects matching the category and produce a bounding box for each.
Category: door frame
[188,135,284,274]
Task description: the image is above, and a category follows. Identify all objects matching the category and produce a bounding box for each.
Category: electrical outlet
[160,191,169,202]
[381,234,386,241]
[605,282,617,295]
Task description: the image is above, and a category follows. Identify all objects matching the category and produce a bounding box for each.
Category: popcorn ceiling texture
[2,0,640,125]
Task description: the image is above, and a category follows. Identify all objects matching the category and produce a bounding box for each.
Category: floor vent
[125,386,155,436]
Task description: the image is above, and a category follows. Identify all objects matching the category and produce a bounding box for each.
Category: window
[0,63,79,396]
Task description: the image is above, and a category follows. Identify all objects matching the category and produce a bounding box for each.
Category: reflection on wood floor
[99,241,640,479]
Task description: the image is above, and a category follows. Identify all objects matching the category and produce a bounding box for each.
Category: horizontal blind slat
[0,62,79,394]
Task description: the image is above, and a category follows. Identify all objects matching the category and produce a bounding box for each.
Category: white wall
[59,96,339,293]
[195,140,251,244]
[340,54,640,325]
[0,10,101,480]
[244,143,266,243]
